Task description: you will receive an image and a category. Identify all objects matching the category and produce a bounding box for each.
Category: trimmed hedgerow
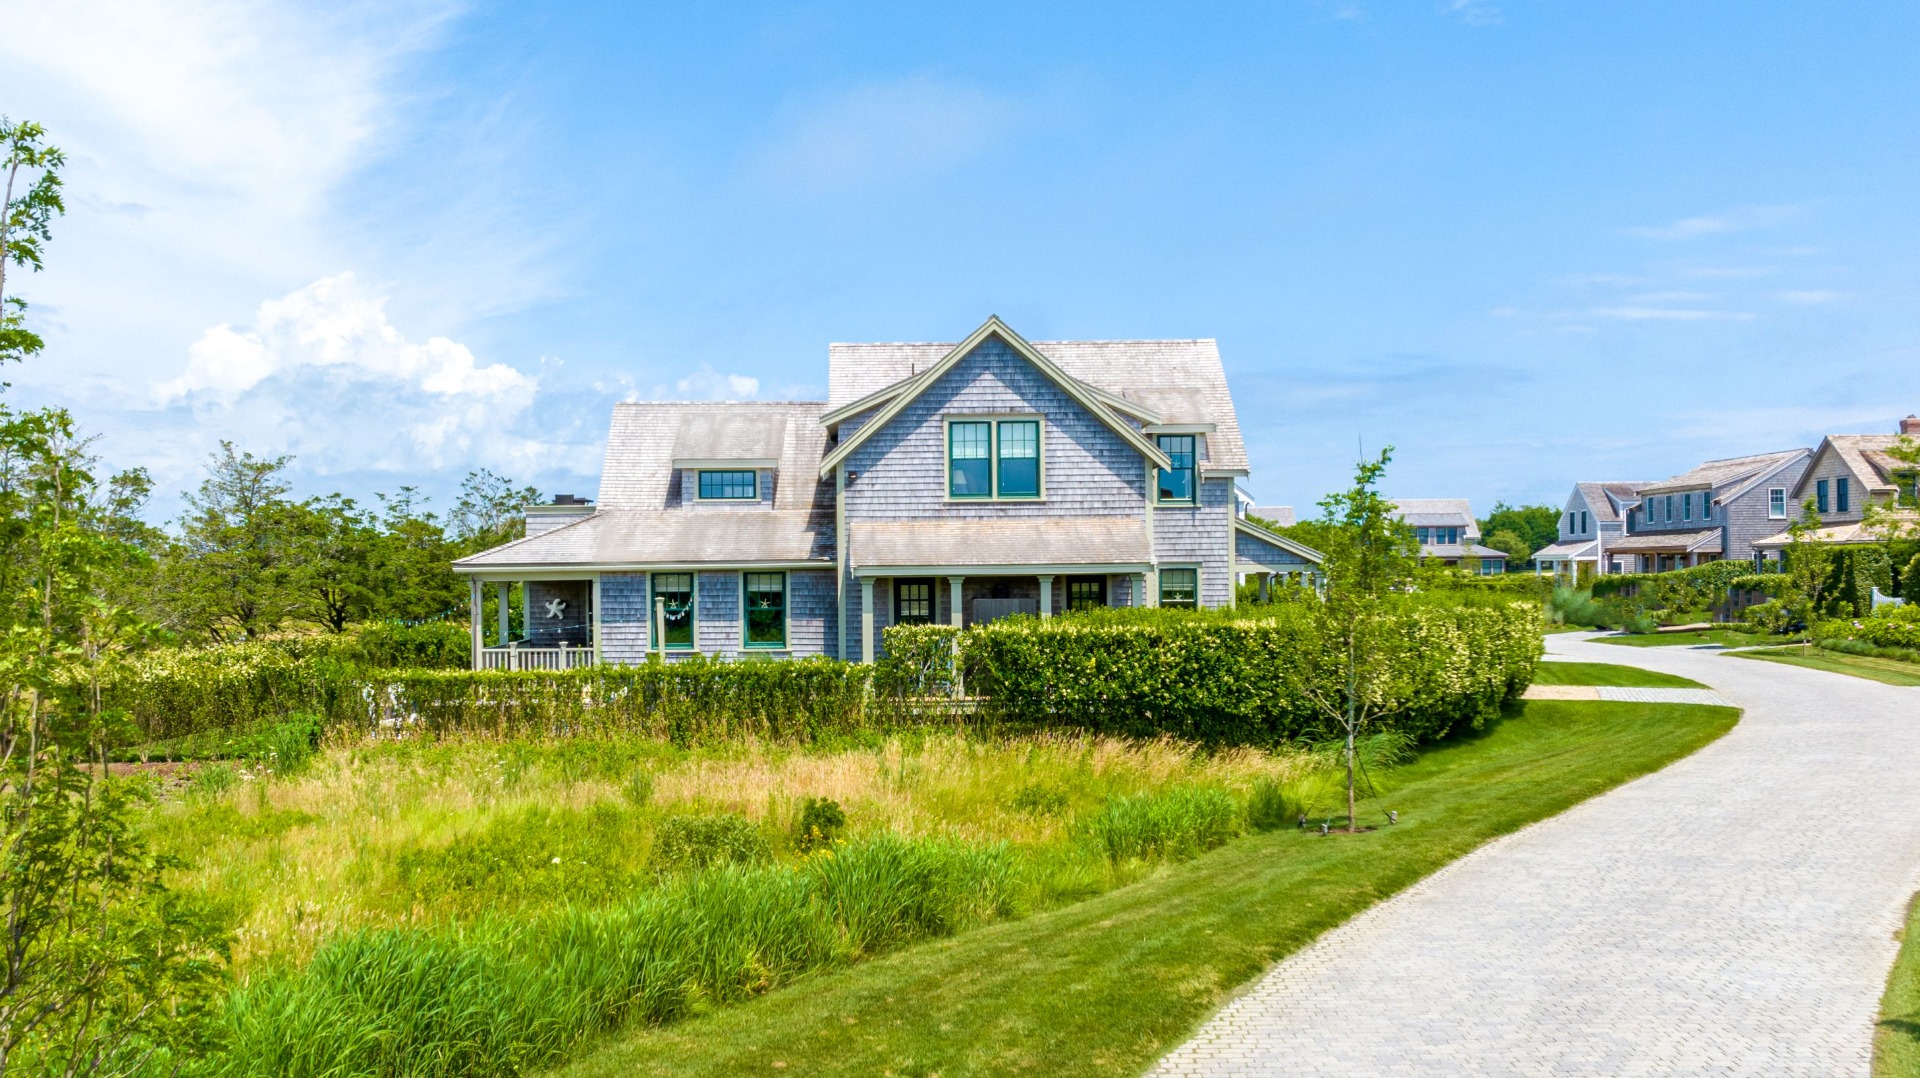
[1591,561,1757,611]
[882,599,1541,745]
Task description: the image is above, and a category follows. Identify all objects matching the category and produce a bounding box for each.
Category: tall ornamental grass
[205,834,1016,1078]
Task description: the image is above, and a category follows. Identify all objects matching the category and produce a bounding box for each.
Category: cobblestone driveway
[1149,635,1920,1077]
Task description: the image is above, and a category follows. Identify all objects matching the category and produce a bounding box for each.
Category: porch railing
[476,642,595,671]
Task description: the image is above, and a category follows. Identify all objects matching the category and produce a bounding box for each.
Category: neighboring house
[452,316,1324,668]
[1390,499,1507,574]
[1605,449,1812,572]
[1751,415,1920,564]
[1532,482,1644,579]
[1249,505,1296,528]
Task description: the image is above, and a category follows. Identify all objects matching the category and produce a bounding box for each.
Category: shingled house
[1531,482,1644,580]
[453,316,1322,667]
[1390,499,1508,573]
[1607,449,1812,572]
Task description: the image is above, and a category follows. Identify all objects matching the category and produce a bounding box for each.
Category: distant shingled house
[452,316,1324,668]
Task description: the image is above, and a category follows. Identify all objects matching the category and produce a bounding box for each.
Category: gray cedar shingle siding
[524,581,591,647]
[1236,530,1314,571]
[696,572,739,655]
[789,570,836,657]
[1154,478,1234,607]
[600,572,649,664]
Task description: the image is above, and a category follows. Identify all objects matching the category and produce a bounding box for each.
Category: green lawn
[1532,661,1706,688]
[551,699,1738,1078]
[1598,629,1779,649]
[1878,893,1920,1076]
[1735,646,1920,687]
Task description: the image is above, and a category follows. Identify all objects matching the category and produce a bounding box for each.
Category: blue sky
[4,1,1918,522]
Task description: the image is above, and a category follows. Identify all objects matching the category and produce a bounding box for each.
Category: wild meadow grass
[143,728,1336,1075]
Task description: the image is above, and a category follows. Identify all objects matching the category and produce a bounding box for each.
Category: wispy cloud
[1624,205,1797,241]
[1780,290,1843,305]
[1588,306,1756,322]
[755,75,1018,194]
[1443,0,1503,25]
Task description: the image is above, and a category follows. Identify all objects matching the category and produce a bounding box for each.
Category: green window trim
[651,573,695,651]
[894,578,935,625]
[1159,567,1198,609]
[946,417,1043,500]
[742,572,787,649]
[1155,434,1197,503]
[1815,479,1830,514]
[697,470,758,500]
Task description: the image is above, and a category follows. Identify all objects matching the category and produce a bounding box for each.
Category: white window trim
[739,570,790,650]
[943,414,1046,502]
[1768,487,1787,519]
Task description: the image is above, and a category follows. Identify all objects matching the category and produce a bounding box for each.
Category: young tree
[0,119,66,366]
[1283,448,1420,832]
[289,495,379,632]
[1479,502,1560,555]
[1482,527,1533,567]
[370,487,463,623]
[1781,498,1835,641]
[447,468,538,554]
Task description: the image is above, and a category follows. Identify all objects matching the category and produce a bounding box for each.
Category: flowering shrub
[1840,604,1920,650]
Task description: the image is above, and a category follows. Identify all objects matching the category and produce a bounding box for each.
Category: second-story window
[1837,476,1851,512]
[1816,479,1830,514]
[949,422,993,498]
[997,420,1040,497]
[698,470,757,500]
[948,418,1042,499]
[1682,493,1692,521]
[1156,434,1197,503]
[1580,511,1589,533]
[1769,487,1787,518]
[1664,494,1674,522]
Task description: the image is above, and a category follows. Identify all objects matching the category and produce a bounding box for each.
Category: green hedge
[882,599,1541,745]
[1591,561,1757,610]
[1821,604,1920,650]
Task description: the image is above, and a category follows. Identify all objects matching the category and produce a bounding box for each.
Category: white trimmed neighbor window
[947,418,1042,500]
[742,572,787,649]
[651,573,695,650]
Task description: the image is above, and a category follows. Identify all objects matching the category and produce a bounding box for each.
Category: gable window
[1701,496,1711,521]
[947,418,1042,500]
[1837,476,1850,512]
[1769,487,1787,518]
[742,572,786,648]
[997,420,1041,497]
[1156,434,1196,503]
[697,470,758,500]
[1816,479,1830,514]
[1664,495,1674,523]
[1067,575,1108,611]
[1580,510,1589,533]
[1682,493,1692,521]
[1566,511,1576,534]
[894,578,934,625]
[651,574,695,651]
[1158,567,1198,609]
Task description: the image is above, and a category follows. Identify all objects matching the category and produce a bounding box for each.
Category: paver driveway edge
[1148,633,1920,1077]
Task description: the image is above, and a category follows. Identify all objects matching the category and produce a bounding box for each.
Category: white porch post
[495,582,510,646]
[1038,575,1054,620]
[859,578,875,664]
[1134,572,1149,608]
[947,576,965,628]
[1258,572,1271,604]
[468,577,482,670]
[590,574,603,667]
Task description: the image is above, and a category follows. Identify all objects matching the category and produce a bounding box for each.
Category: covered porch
[850,566,1154,663]
[1605,529,1723,573]
[463,573,599,671]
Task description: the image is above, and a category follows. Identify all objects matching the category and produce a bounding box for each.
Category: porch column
[495,582,510,645]
[590,574,603,667]
[468,577,482,671]
[1258,572,1271,604]
[1134,572,1149,608]
[947,576,965,628]
[859,578,875,664]
[1038,575,1054,620]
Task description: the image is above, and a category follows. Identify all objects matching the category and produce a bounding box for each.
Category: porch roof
[1605,529,1724,554]
[1532,539,1598,561]
[847,516,1152,573]
[453,508,833,571]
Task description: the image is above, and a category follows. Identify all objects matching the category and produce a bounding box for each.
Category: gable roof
[453,508,833,570]
[826,320,1249,470]
[1391,499,1478,536]
[1234,516,1325,564]
[599,401,832,511]
[819,317,1174,479]
[1793,434,1907,499]
[1572,482,1644,523]
[1637,449,1808,498]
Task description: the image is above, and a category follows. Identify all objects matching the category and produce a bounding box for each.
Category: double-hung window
[894,579,934,625]
[743,572,786,648]
[698,470,757,500]
[1769,488,1787,518]
[947,419,1042,499]
[1816,479,1830,514]
[651,574,694,650]
[1158,568,1198,609]
[1156,434,1197,503]
[1837,476,1851,513]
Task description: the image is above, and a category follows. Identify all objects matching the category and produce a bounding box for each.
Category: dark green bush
[792,797,847,852]
[652,813,770,873]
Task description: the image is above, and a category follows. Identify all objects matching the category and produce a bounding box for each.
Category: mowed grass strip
[1877,892,1920,1077]
[552,699,1737,1078]
[1735,647,1920,687]
[1598,629,1777,649]
[1531,661,1706,688]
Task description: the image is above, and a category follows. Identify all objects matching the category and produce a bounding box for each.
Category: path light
[1388,811,1398,825]
[1320,822,1329,836]
[1298,814,1308,829]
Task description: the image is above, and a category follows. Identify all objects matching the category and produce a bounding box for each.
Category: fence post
[509,640,519,672]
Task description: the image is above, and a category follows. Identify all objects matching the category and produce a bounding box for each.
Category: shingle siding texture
[788,571,835,658]
[1721,456,1810,561]
[696,572,740,656]
[1155,478,1233,607]
[1235,531,1314,571]
[524,581,591,647]
[600,572,650,665]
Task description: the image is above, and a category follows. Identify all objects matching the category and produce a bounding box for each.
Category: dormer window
[698,470,758,500]
[1156,434,1196,503]
[947,418,1042,500]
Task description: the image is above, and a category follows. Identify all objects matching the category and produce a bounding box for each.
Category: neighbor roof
[1793,434,1908,499]
[846,516,1153,571]
[827,325,1248,473]
[1574,482,1644,523]
[1532,539,1599,561]
[1391,499,1477,533]
[1605,529,1725,554]
[597,402,832,512]
[453,508,833,570]
[1637,450,1808,498]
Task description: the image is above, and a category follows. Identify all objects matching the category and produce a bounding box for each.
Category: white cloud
[757,75,1018,194]
[1443,0,1503,25]
[1628,290,1713,303]
[146,274,585,476]
[1624,205,1797,241]
[1588,306,1757,322]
